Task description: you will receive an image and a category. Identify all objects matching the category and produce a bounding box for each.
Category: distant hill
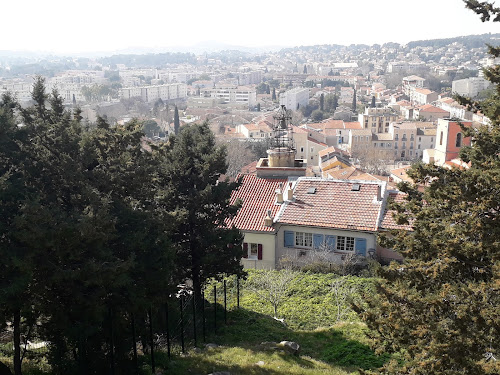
[406,33,500,49]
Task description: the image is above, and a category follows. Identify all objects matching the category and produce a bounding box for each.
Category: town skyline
[2,0,499,55]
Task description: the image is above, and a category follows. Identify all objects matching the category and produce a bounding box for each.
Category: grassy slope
[2,271,387,375]
[148,272,387,375]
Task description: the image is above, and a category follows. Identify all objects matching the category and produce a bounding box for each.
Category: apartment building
[119,83,187,102]
[452,77,490,97]
[238,71,262,85]
[402,75,425,96]
[279,87,310,110]
[358,107,399,133]
[409,87,438,106]
[207,85,257,107]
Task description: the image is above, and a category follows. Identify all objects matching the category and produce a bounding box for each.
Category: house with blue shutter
[274,178,387,265]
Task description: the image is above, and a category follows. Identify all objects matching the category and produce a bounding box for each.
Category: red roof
[276,178,384,232]
[229,174,288,232]
[380,191,412,231]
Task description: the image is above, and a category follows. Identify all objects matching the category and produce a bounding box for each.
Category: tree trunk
[13,309,22,375]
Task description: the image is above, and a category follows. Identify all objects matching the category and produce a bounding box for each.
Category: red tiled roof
[229,174,288,232]
[380,191,412,231]
[344,121,362,129]
[276,178,384,232]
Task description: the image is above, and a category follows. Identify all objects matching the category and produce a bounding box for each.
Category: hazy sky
[2,0,498,54]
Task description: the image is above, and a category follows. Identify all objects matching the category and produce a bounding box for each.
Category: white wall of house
[275,224,377,266]
[241,232,276,270]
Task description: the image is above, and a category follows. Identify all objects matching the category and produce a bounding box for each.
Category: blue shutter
[355,238,367,256]
[313,234,324,249]
[325,235,336,251]
[284,231,294,247]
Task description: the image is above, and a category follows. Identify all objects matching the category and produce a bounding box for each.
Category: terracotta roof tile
[276,178,384,232]
[229,174,288,232]
[380,191,412,231]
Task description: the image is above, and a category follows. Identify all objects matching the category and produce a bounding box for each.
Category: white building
[452,77,490,97]
[279,87,309,111]
[207,86,257,107]
[119,83,187,102]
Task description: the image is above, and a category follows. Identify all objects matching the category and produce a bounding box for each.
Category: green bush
[322,334,390,369]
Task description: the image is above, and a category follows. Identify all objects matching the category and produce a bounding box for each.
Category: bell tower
[256,105,306,177]
[267,105,296,167]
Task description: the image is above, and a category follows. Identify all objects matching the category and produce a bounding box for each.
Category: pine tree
[174,105,180,135]
[162,122,244,298]
[1,79,177,373]
[356,5,500,374]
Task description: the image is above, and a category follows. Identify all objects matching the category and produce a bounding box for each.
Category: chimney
[276,183,284,204]
[264,210,273,227]
[287,182,294,200]
[377,185,382,201]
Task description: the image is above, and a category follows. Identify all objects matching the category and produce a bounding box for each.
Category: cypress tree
[371,95,376,108]
[352,89,357,112]
[174,105,180,135]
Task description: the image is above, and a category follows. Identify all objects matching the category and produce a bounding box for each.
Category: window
[300,147,304,152]
[242,242,263,260]
[440,131,443,146]
[395,134,399,140]
[337,236,354,252]
[249,243,258,259]
[456,132,462,147]
[295,232,312,247]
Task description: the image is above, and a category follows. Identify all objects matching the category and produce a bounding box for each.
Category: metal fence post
[213,285,217,334]
[109,307,115,375]
[165,302,171,358]
[224,280,227,324]
[192,290,197,347]
[180,296,185,353]
[148,308,155,373]
[130,312,138,375]
[237,276,240,309]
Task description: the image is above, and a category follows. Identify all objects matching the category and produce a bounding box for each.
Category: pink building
[423,119,472,167]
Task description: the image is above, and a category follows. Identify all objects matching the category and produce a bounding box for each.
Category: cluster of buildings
[229,104,475,270]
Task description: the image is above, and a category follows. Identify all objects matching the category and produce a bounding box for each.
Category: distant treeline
[406,33,500,49]
[98,52,197,67]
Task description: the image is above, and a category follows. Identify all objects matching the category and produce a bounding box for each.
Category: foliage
[322,333,390,370]
[161,122,244,297]
[357,7,500,374]
[241,270,375,331]
[142,119,161,137]
[311,109,324,122]
[173,105,180,135]
[0,79,245,374]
